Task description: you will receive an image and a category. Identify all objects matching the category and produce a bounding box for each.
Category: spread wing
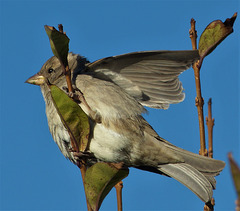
[85,50,199,109]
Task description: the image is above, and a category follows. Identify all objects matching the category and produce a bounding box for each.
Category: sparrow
[26,50,225,203]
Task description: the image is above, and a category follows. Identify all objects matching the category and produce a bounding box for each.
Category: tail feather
[205,175,216,189]
[141,130,225,202]
[162,141,225,175]
[158,141,225,201]
[159,163,213,202]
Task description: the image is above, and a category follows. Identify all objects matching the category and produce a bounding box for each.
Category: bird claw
[71,150,94,161]
[62,86,69,93]
[62,86,102,123]
[62,86,81,103]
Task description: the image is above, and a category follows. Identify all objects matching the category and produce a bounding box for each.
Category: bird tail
[158,144,225,202]
[159,163,214,202]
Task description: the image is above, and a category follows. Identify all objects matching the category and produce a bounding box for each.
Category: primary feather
[86,50,199,109]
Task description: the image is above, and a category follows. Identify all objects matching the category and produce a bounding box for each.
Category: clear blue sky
[0,1,239,210]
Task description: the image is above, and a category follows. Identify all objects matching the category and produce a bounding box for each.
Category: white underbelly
[89,123,132,163]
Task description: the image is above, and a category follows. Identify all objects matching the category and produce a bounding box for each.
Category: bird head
[25,53,87,86]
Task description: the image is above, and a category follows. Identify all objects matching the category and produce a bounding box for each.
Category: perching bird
[26,50,225,203]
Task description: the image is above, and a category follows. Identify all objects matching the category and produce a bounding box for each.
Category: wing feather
[86,50,199,109]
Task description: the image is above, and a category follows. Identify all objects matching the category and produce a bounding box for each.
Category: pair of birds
[26,49,225,204]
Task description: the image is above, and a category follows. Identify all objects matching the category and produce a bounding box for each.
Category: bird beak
[25,73,46,85]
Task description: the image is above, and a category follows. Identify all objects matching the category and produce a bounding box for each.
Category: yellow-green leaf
[45,25,70,67]
[50,85,90,152]
[84,162,129,211]
[199,13,237,58]
[228,153,240,198]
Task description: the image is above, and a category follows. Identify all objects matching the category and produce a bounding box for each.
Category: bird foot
[62,86,102,123]
[62,85,81,103]
[71,151,94,161]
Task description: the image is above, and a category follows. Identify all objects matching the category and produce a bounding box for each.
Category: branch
[78,162,93,211]
[64,65,74,93]
[115,181,123,211]
[190,18,214,211]
[189,19,207,156]
[57,24,73,93]
[56,24,91,210]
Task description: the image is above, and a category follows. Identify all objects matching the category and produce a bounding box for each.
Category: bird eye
[48,68,54,74]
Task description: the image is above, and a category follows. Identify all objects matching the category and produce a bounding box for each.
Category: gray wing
[86,50,199,109]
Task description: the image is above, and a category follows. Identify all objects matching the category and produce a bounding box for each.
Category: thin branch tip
[208,98,212,104]
[189,18,197,49]
[58,24,64,33]
[190,18,196,24]
[224,12,237,27]
[228,152,233,159]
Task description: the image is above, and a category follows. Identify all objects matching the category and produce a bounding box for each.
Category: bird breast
[40,77,146,165]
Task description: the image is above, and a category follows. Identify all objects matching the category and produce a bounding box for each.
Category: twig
[194,62,207,156]
[58,24,64,33]
[68,137,92,210]
[205,99,215,210]
[57,24,73,93]
[115,181,123,211]
[57,24,91,210]
[206,98,215,158]
[78,161,93,211]
[189,18,207,156]
[189,18,197,50]
[64,65,74,93]
[190,18,214,211]
[68,136,92,210]
[204,198,215,211]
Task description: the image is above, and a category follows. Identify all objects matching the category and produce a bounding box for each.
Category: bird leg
[72,151,94,161]
[68,146,94,161]
[62,86,102,123]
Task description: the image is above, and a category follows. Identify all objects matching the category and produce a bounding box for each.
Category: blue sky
[0,1,239,210]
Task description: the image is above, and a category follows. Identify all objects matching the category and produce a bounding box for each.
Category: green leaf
[44,25,70,67]
[228,153,240,199]
[84,163,129,211]
[199,13,237,59]
[50,85,90,152]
